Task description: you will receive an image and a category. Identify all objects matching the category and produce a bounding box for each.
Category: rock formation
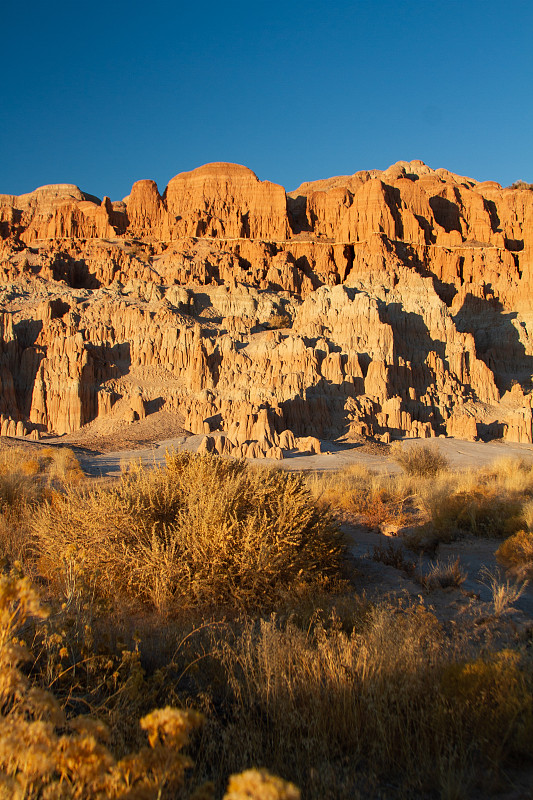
[0,159,532,452]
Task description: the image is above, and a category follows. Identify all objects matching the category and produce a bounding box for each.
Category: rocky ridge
[0,159,532,455]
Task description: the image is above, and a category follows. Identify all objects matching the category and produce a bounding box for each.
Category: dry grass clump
[371,540,465,590]
[479,566,529,615]
[391,442,450,477]
[32,452,344,611]
[306,465,414,527]
[0,446,83,567]
[417,557,467,591]
[372,541,416,574]
[372,540,468,592]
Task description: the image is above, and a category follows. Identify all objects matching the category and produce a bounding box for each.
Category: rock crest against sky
[0,159,532,452]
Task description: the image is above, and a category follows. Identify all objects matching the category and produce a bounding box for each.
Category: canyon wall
[0,160,532,450]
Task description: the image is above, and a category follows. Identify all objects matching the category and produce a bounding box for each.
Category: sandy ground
[80,433,533,477]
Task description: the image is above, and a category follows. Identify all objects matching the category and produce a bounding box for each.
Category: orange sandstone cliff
[0,160,532,452]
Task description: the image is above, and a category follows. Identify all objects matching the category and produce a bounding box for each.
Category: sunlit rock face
[0,160,532,450]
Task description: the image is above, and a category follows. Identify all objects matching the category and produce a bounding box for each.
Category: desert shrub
[0,573,204,800]
[497,530,533,579]
[32,452,344,610]
[0,455,44,511]
[225,770,300,800]
[508,180,533,191]
[431,487,523,539]
[267,313,292,330]
[391,443,449,477]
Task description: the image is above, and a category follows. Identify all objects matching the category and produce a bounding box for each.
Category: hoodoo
[0,160,532,453]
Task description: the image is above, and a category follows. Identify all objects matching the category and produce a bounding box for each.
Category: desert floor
[81,433,533,476]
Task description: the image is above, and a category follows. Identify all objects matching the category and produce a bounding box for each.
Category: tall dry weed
[193,602,533,798]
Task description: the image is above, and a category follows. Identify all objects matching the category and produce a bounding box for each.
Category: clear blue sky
[2,0,532,200]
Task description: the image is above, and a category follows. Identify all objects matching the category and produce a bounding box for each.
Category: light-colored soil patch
[343,520,533,624]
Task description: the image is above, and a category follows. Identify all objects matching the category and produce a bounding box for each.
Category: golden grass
[310,457,533,557]
[430,487,524,539]
[0,445,83,488]
[306,464,416,527]
[0,446,83,568]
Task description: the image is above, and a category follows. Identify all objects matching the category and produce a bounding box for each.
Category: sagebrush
[32,452,344,610]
